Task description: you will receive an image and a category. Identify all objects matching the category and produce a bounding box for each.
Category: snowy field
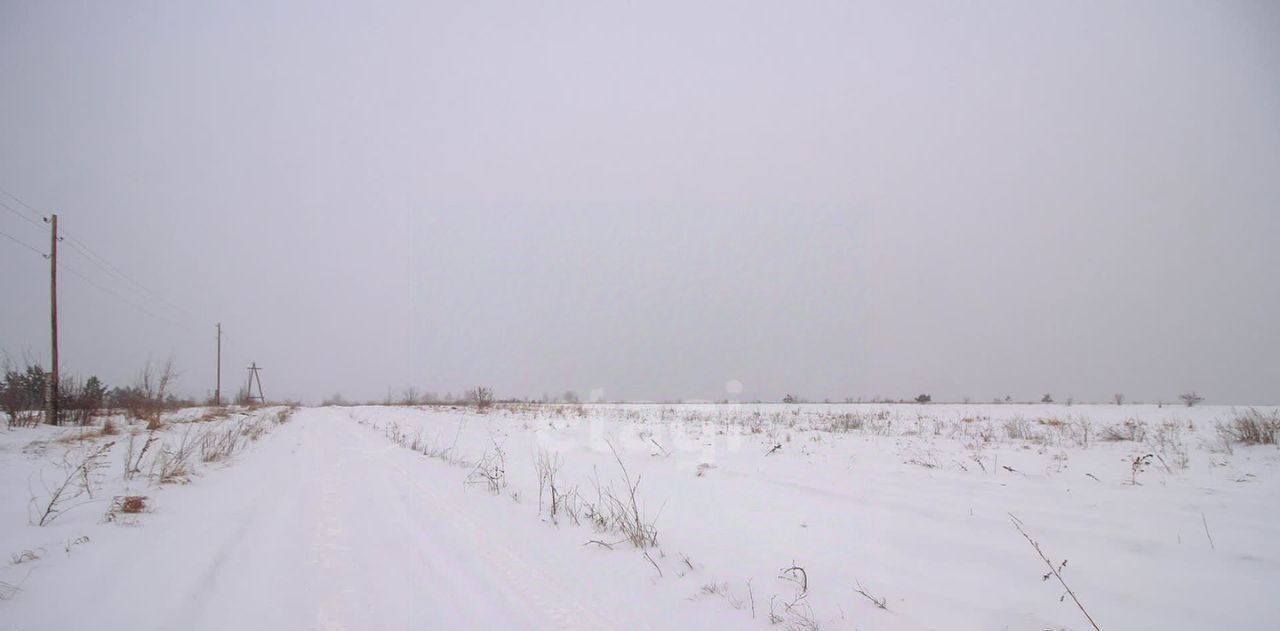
[1,403,1277,630]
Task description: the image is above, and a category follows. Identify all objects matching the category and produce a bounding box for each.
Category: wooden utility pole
[215,323,222,406]
[48,213,59,424]
[246,362,265,404]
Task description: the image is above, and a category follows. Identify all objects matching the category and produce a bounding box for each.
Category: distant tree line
[2,362,108,427]
[3,357,194,429]
[780,391,1210,406]
[319,386,1215,408]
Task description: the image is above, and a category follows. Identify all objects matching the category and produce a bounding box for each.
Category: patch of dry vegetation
[1218,409,1280,446]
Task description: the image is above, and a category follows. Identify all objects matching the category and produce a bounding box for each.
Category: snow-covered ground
[1,403,1277,630]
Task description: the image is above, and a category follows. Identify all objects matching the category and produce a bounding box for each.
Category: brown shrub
[114,495,148,513]
[1219,409,1280,445]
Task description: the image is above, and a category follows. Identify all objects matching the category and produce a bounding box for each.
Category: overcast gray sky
[1,1,1278,404]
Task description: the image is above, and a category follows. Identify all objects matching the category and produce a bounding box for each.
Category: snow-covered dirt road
[4,403,1278,630]
[2,409,629,630]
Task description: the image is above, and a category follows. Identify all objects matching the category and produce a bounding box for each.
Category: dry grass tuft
[1218,409,1280,446]
[10,549,40,565]
[32,441,115,526]
[113,495,148,513]
[1100,419,1146,442]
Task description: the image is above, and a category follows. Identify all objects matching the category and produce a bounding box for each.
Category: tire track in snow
[310,419,352,631]
[330,415,622,630]
[393,465,619,630]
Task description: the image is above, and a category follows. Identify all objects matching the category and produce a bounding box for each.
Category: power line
[58,257,190,329]
[0,198,47,231]
[0,227,46,257]
[0,185,41,216]
[45,228,199,329]
[56,225,198,323]
[1,182,204,330]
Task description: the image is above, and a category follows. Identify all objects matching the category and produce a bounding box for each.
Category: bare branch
[1009,514,1102,631]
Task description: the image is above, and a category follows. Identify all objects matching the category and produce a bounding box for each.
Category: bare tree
[1179,392,1204,407]
[399,386,421,406]
[466,386,494,412]
[124,358,180,429]
[1113,393,1125,406]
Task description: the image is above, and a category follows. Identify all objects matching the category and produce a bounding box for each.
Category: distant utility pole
[246,362,265,404]
[47,213,59,424]
[215,323,222,406]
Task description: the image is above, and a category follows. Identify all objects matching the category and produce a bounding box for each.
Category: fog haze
[2,1,1278,403]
